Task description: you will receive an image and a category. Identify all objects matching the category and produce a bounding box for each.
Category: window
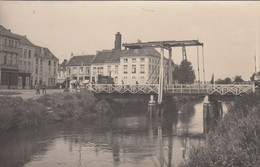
[28,62,31,72]
[15,41,17,48]
[123,76,127,79]
[79,67,83,75]
[141,76,145,79]
[149,65,151,74]
[115,65,118,74]
[48,60,51,66]
[12,54,17,65]
[140,64,145,73]
[132,76,136,79]
[54,61,56,67]
[149,58,151,63]
[36,58,39,65]
[49,68,51,75]
[132,58,136,63]
[3,53,7,64]
[73,67,77,74]
[85,67,90,74]
[7,54,12,65]
[28,50,31,58]
[40,66,43,75]
[19,60,22,70]
[123,65,128,74]
[5,39,7,46]
[140,58,145,63]
[24,49,27,58]
[54,68,56,76]
[123,58,128,63]
[99,67,104,75]
[24,61,26,71]
[132,65,136,73]
[108,66,111,76]
[93,67,96,75]
[67,67,71,74]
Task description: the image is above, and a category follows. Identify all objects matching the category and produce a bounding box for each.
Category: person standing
[35,83,40,94]
[42,82,46,94]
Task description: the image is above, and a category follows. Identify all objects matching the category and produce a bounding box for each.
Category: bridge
[85,83,255,96]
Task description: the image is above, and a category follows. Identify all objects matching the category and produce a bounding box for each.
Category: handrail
[84,83,255,96]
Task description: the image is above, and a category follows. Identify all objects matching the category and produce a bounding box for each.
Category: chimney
[114,32,121,50]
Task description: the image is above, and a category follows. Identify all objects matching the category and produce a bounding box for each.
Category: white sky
[1,1,259,81]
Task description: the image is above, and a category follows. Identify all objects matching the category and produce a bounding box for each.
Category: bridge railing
[164,84,209,94]
[85,84,159,94]
[165,84,255,95]
[208,84,255,95]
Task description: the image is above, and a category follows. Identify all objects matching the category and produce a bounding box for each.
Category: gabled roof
[58,59,68,71]
[121,47,160,58]
[35,46,58,60]
[91,49,124,64]
[0,25,20,40]
[13,34,35,47]
[66,55,95,66]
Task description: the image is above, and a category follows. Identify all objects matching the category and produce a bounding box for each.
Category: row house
[66,55,94,85]
[0,25,21,89]
[89,32,173,85]
[32,46,59,87]
[118,47,170,85]
[0,25,59,89]
[15,35,35,89]
[57,59,68,85]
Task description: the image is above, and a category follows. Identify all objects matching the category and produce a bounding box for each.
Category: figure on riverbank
[35,83,40,94]
[42,82,46,94]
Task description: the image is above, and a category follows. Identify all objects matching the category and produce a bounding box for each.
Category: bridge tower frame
[123,40,204,104]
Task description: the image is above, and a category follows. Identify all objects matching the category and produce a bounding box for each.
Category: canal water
[0,99,228,167]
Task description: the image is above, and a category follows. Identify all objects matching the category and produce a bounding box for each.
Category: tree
[224,77,232,84]
[215,77,232,84]
[234,76,244,83]
[172,60,195,84]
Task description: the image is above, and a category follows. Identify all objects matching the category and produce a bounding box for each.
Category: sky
[0,1,259,81]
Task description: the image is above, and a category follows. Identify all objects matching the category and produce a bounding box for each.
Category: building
[57,59,68,87]
[14,35,35,89]
[32,46,59,88]
[66,55,95,85]
[0,25,21,89]
[118,47,168,85]
[90,32,124,84]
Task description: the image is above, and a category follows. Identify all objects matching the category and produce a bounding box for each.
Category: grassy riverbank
[181,93,260,167]
[0,91,114,133]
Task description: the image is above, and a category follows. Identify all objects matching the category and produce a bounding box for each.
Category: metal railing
[85,84,159,94]
[84,83,255,96]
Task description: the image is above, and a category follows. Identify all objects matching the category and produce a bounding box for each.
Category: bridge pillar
[158,47,164,105]
[203,96,223,133]
[147,95,156,117]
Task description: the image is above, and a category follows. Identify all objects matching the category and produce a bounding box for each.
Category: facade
[90,50,123,84]
[66,55,94,85]
[32,46,59,87]
[15,35,35,89]
[0,25,21,89]
[57,59,68,85]
[90,32,174,85]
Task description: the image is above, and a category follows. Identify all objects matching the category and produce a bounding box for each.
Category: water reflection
[0,99,224,167]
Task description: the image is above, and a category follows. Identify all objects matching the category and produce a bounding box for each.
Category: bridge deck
[85,84,255,96]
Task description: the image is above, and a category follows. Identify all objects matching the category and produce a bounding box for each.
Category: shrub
[181,93,260,167]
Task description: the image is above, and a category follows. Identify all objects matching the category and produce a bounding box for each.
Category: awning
[56,79,65,84]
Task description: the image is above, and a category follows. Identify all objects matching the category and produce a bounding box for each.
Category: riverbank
[0,91,115,133]
[181,93,260,167]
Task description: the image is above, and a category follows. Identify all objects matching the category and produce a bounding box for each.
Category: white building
[32,46,59,87]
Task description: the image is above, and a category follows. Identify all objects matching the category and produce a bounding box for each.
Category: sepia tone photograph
[0,1,260,167]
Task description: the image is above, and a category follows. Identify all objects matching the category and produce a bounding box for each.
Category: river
[0,99,229,167]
